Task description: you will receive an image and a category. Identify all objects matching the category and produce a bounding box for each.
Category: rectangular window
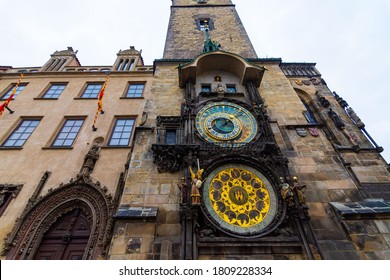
[126,83,145,98]
[199,19,210,31]
[226,85,237,93]
[2,119,40,147]
[165,129,177,145]
[109,118,135,146]
[52,119,84,147]
[81,83,103,98]
[201,84,211,93]
[1,84,27,100]
[43,83,67,99]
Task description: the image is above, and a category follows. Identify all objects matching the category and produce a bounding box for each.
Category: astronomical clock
[192,96,284,238]
[202,164,280,237]
[195,101,257,145]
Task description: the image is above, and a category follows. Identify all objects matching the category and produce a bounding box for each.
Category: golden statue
[190,166,204,205]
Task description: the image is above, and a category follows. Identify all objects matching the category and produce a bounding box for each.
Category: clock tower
[112,0,390,261]
[164,0,257,59]
[147,0,319,260]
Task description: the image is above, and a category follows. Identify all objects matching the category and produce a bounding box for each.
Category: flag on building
[0,73,24,117]
[92,72,110,130]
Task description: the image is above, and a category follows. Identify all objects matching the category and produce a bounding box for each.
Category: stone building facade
[1,0,389,260]
[0,47,154,259]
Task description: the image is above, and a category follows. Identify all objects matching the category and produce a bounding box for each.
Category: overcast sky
[0,0,389,162]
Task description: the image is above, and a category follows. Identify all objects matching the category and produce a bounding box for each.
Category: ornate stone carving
[51,47,77,57]
[2,175,114,259]
[315,91,330,108]
[0,184,23,217]
[328,108,345,130]
[156,116,182,126]
[332,91,349,108]
[80,138,102,176]
[346,107,365,128]
[177,177,188,205]
[117,46,141,56]
[151,145,188,173]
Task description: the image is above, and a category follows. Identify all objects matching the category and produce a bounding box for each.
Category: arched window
[294,89,318,124]
[300,98,317,124]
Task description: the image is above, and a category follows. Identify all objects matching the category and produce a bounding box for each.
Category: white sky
[1,0,389,162]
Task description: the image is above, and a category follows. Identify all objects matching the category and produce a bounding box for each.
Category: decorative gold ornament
[202,164,280,236]
[208,167,270,227]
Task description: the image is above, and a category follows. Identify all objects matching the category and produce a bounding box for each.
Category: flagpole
[92,71,110,131]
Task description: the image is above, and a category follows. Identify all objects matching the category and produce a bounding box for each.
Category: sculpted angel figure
[190,166,204,205]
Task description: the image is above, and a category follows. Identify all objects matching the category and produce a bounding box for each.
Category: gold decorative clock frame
[201,163,284,238]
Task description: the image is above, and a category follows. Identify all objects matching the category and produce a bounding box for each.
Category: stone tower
[163,0,257,59]
[107,0,390,260]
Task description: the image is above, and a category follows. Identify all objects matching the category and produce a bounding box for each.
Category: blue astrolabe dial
[196,101,258,144]
[205,113,242,140]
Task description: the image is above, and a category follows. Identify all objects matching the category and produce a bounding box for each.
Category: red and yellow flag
[92,72,110,130]
[0,73,24,117]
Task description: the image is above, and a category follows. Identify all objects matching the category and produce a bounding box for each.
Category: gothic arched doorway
[2,175,116,260]
[33,209,91,260]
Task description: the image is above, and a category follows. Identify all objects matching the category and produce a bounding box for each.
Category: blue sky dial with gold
[196,101,257,144]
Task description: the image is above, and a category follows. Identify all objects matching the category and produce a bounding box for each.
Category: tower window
[201,84,211,93]
[199,19,208,31]
[226,85,237,93]
[197,18,214,31]
[300,98,317,124]
[165,129,177,145]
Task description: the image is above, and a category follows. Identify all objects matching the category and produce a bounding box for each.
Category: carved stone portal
[2,175,114,260]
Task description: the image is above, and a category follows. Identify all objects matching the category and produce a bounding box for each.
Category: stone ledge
[330,199,390,220]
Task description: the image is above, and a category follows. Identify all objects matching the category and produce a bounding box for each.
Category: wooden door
[34,209,91,260]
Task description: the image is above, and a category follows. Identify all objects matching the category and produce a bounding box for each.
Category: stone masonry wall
[109,63,183,260]
[164,4,257,59]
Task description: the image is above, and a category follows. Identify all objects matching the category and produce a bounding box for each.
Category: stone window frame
[123,82,146,99]
[201,84,212,93]
[1,117,42,148]
[0,184,23,217]
[40,82,68,99]
[78,82,104,99]
[51,117,85,148]
[295,89,320,125]
[156,116,182,145]
[226,84,237,93]
[107,117,136,147]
